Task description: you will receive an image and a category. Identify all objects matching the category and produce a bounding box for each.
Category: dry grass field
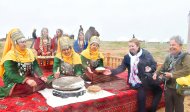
[0,40,190,112]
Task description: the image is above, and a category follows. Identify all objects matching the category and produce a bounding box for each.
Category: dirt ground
[157,96,190,112]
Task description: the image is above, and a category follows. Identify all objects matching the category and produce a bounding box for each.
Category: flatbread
[87,85,102,92]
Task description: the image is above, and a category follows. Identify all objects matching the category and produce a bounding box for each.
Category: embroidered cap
[89,36,100,45]
[11,29,25,43]
[60,37,72,50]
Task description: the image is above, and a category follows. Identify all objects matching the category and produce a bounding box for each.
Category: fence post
[106,53,111,67]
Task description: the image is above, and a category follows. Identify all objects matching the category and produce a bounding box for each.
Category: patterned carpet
[0,72,165,112]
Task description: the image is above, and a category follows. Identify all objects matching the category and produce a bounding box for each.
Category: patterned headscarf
[56,36,70,54]
[59,37,72,50]
[89,36,100,45]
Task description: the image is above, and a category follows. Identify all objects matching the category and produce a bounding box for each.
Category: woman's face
[128,42,139,54]
[56,30,62,37]
[169,39,182,55]
[78,33,84,41]
[79,33,84,41]
[42,29,48,38]
[17,39,27,51]
[62,47,72,56]
[90,43,99,51]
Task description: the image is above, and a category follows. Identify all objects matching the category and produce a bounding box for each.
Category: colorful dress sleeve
[3,60,24,84]
[33,59,43,77]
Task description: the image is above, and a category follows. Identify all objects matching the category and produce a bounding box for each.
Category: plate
[95,67,106,72]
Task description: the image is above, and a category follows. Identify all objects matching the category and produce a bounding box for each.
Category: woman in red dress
[34,27,53,56]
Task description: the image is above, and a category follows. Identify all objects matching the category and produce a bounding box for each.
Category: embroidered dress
[48,50,84,81]
[34,36,53,56]
[81,40,115,83]
[0,28,46,98]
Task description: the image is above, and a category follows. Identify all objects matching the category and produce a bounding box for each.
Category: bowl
[95,67,106,73]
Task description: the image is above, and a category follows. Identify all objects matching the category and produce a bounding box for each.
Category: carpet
[0,71,165,112]
[0,92,54,112]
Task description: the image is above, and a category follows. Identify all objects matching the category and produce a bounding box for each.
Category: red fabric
[0,93,54,112]
[84,68,119,84]
[51,36,57,53]
[41,67,53,77]
[37,57,54,76]
[54,90,165,112]
[0,72,165,112]
[11,78,46,97]
[0,78,4,86]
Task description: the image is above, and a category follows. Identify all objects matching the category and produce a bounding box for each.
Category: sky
[0,0,190,42]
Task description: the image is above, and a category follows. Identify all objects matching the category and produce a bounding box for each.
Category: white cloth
[38,88,114,107]
[128,49,143,86]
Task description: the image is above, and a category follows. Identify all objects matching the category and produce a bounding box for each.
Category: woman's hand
[26,79,37,87]
[40,76,48,82]
[38,49,42,54]
[54,72,60,79]
[103,69,111,75]
[46,51,51,56]
[87,67,93,73]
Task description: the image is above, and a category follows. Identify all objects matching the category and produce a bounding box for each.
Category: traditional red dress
[34,37,54,56]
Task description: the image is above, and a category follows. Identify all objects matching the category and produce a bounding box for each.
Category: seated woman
[80,36,112,83]
[34,27,53,56]
[0,28,47,98]
[73,25,88,54]
[48,37,84,81]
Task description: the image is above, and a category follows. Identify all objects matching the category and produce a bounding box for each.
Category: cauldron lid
[52,76,84,91]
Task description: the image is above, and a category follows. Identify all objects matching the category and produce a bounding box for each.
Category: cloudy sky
[0,0,190,42]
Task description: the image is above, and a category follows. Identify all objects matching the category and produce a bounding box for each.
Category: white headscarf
[128,49,143,86]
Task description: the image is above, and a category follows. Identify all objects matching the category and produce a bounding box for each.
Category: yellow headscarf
[55,49,81,65]
[81,36,104,60]
[55,37,81,65]
[0,28,35,77]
